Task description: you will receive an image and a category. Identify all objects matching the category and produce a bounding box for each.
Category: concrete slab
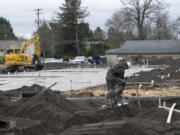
[0,67,153,91]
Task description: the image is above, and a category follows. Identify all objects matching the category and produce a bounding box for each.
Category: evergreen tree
[39,21,52,57]
[93,27,104,41]
[55,0,89,57]
[0,17,16,40]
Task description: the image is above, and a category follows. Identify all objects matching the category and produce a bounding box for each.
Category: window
[15,49,20,54]
[6,49,13,54]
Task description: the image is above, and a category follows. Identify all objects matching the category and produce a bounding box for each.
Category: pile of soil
[61,121,153,135]
[0,94,9,101]
[0,90,180,135]
[127,63,180,87]
[2,91,83,126]
[0,115,60,135]
[130,56,180,65]
[60,99,180,135]
[1,84,44,97]
[63,105,138,129]
[0,94,14,115]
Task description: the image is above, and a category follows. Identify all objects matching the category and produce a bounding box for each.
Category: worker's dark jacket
[106,62,126,91]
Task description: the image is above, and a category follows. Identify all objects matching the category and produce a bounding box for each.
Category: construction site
[1,0,180,135]
[0,59,180,135]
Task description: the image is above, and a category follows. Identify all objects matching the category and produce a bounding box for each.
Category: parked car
[58,59,63,63]
[100,56,107,64]
[88,56,94,64]
[63,59,70,63]
[44,58,63,63]
[72,56,88,64]
[92,55,102,64]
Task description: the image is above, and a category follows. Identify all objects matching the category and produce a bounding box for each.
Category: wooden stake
[134,73,142,113]
[40,82,58,94]
[136,88,142,113]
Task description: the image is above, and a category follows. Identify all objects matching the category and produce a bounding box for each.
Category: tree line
[1,0,180,58]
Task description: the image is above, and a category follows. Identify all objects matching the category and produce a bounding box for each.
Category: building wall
[106,54,125,65]
[106,54,180,65]
[106,54,117,65]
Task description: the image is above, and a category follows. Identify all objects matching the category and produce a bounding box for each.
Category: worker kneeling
[105,60,131,107]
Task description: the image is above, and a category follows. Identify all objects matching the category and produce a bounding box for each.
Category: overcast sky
[0,0,180,38]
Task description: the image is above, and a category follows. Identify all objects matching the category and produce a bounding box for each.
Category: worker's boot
[111,98,118,106]
[105,90,116,108]
[111,94,121,107]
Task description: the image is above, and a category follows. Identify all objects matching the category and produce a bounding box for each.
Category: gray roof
[106,40,180,54]
[0,40,24,49]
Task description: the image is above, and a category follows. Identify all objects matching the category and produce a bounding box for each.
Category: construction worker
[105,60,130,107]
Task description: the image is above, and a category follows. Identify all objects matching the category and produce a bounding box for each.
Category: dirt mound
[14,122,60,135]
[127,64,180,87]
[0,92,180,135]
[61,98,180,135]
[3,90,83,126]
[2,84,44,97]
[0,94,9,101]
[131,56,180,65]
[0,94,14,115]
[61,121,152,135]
[63,105,138,129]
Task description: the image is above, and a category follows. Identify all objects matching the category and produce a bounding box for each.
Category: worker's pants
[106,77,126,102]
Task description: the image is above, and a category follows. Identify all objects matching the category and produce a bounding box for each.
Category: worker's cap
[123,61,132,69]
[127,61,132,68]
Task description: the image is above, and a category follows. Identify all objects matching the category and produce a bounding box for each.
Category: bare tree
[106,10,135,34]
[170,17,180,40]
[120,0,167,39]
[106,10,135,47]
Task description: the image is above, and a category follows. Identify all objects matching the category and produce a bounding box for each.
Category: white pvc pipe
[158,98,162,108]
[163,101,166,107]
[167,103,176,125]
[160,106,180,114]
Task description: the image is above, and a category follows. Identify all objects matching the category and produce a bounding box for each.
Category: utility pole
[76,31,80,56]
[34,8,43,33]
[34,8,45,57]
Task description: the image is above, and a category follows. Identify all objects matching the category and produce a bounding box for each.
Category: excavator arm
[20,34,41,57]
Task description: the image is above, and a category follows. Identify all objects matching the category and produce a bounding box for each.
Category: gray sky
[0,0,180,38]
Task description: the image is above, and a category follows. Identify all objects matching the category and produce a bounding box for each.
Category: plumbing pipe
[167,103,176,125]
[158,99,180,124]
[151,80,154,87]
[158,98,162,108]
[159,106,180,114]
[167,74,170,78]
[139,84,142,89]
[163,101,166,107]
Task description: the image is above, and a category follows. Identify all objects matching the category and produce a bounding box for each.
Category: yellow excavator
[5,35,43,72]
